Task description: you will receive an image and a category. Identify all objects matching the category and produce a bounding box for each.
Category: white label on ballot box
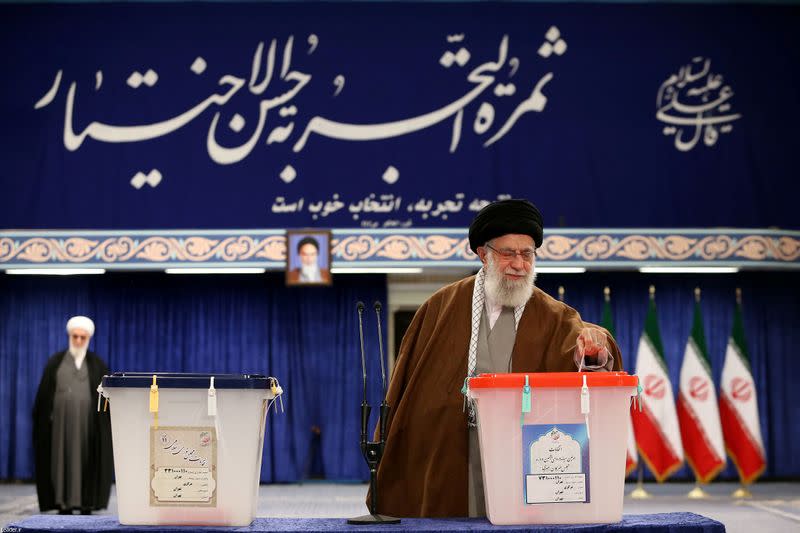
[522,424,590,504]
[150,426,217,506]
[152,467,216,502]
[526,473,586,503]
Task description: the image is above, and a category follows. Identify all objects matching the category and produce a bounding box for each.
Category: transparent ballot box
[101,372,282,526]
[468,372,638,525]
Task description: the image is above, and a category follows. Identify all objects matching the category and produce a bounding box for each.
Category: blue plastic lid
[102,372,273,389]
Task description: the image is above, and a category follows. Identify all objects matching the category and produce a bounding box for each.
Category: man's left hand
[574,327,612,370]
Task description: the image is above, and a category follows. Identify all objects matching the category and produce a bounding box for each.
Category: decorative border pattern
[334,234,472,262]
[1,229,798,269]
[537,234,800,262]
[0,235,287,265]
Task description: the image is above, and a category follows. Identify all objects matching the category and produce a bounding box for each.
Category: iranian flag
[600,289,638,476]
[719,299,766,484]
[677,297,726,483]
[630,295,684,481]
[625,413,638,476]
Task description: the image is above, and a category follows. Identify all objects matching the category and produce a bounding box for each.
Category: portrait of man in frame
[286,230,333,286]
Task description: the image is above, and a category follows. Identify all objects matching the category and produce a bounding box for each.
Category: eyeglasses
[485,243,536,263]
[70,334,88,341]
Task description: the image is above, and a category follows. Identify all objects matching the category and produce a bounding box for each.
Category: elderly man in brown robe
[374,199,622,518]
[33,316,113,514]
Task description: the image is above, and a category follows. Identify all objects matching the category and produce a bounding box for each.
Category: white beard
[69,344,88,359]
[68,343,88,369]
[483,253,536,308]
[300,263,321,282]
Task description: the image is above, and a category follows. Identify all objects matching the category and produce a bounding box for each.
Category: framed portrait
[285,229,333,286]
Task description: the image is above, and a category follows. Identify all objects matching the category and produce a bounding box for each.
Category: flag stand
[629,464,652,499]
[731,485,753,499]
[687,481,710,499]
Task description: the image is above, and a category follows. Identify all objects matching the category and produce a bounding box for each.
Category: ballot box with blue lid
[467,372,638,525]
[100,372,282,526]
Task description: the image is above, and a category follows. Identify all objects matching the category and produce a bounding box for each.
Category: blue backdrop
[1,0,798,487]
[1,272,798,481]
[0,273,387,483]
[1,2,798,230]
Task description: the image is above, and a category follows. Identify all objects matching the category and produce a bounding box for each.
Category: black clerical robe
[32,350,114,512]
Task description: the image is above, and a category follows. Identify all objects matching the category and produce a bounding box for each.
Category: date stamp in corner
[2,527,22,533]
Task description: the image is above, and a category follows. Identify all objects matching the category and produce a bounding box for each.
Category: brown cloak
[374,276,622,517]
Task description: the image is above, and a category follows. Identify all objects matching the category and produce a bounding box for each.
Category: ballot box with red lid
[467,371,638,525]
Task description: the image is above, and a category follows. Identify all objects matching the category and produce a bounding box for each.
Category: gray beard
[483,254,536,308]
[68,345,88,360]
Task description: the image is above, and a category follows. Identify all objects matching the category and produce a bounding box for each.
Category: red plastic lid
[469,371,638,389]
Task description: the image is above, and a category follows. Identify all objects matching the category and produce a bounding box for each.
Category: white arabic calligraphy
[656,57,741,152]
[35,30,565,175]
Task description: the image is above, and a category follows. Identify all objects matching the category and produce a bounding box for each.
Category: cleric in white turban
[372,198,621,518]
[32,316,113,515]
[66,315,95,337]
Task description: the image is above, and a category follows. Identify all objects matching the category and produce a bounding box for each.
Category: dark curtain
[2,271,799,481]
[535,271,800,481]
[0,272,386,482]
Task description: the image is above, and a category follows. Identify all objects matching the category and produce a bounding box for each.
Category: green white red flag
[631,295,684,481]
[719,298,766,484]
[677,297,726,483]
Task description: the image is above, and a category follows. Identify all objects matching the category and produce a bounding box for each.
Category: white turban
[66,316,95,337]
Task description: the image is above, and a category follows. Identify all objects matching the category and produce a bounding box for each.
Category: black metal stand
[348,302,399,525]
[347,401,399,525]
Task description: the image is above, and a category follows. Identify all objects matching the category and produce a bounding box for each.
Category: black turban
[468,199,544,252]
[297,236,320,252]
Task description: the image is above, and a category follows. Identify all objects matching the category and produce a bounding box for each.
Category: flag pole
[686,287,711,500]
[730,288,753,499]
[629,286,653,500]
[629,463,651,499]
